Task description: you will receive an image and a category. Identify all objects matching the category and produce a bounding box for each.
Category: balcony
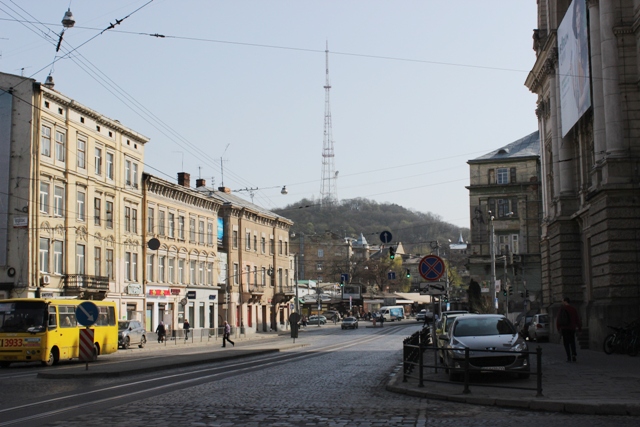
[247,284,265,295]
[64,274,109,299]
[276,285,296,296]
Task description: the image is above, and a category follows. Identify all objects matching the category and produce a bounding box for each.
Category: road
[0,323,637,426]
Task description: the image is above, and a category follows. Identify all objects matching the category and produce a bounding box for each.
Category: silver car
[442,314,529,381]
[118,320,147,349]
[527,314,550,342]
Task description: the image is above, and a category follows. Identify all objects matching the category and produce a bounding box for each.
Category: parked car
[527,314,550,342]
[322,311,341,322]
[118,320,147,349]
[307,315,327,325]
[341,317,359,330]
[515,313,535,340]
[435,310,469,359]
[416,309,433,323]
[442,314,530,381]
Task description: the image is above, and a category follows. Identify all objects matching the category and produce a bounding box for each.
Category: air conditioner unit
[40,275,51,286]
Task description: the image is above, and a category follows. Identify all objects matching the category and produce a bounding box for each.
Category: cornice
[525,32,558,93]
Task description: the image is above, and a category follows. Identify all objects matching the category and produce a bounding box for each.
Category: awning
[394,292,432,304]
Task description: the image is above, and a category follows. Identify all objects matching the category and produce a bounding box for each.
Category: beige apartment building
[194,182,294,334]
[142,173,223,335]
[0,72,148,318]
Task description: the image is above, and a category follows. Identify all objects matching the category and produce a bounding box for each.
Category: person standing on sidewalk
[156,321,166,343]
[222,321,234,347]
[183,318,190,341]
[557,297,582,362]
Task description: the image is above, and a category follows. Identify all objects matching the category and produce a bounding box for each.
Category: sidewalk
[387,340,640,416]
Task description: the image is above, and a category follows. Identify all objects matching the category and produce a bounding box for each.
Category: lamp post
[489,212,497,314]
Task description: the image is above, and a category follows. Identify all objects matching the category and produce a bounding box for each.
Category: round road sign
[419,255,445,281]
[75,301,99,327]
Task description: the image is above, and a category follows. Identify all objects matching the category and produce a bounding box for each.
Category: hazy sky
[0,1,538,229]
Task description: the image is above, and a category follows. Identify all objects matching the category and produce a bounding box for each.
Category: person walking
[557,297,582,362]
[156,321,166,343]
[183,318,190,341]
[222,321,234,348]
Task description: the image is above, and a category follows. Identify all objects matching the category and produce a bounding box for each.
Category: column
[589,0,606,163]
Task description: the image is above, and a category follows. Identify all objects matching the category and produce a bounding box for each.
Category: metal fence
[402,329,544,397]
[151,326,245,346]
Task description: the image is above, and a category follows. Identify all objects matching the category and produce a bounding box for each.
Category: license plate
[0,338,23,348]
[483,366,506,371]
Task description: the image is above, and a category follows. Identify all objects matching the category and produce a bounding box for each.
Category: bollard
[463,347,471,394]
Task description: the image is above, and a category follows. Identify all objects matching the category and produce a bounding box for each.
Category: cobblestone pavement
[36,325,639,427]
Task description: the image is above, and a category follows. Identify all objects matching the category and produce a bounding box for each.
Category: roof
[194,186,293,224]
[469,131,540,163]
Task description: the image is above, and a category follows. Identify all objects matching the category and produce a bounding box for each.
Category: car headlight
[512,341,528,352]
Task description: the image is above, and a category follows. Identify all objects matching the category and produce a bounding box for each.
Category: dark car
[341,317,359,330]
[442,314,530,381]
[416,309,433,323]
[307,315,327,325]
[118,320,147,349]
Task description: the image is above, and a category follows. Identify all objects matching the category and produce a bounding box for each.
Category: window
[246,265,251,285]
[94,247,101,276]
[54,186,64,217]
[278,240,283,255]
[159,211,165,236]
[147,254,155,282]
[261,267,266,285]
[125,160,131,185]
[39,238,49,273]
[190,260,196,284]
[189,218,196,242]
[148,207,155,233]
[106,201,113,228]
[55,131,65,162]
[270,238,274,255]
[95,147,102,175]
[77,137,86,169]
[490,198,518,218]
[41,125,51,157]
[199,220,205,244]
[178,259,185,284]
[261,237,266,253]
[178,215,185,240]
[77,191,85,221]
[168,213,175,238]
[285,242,288,255]
[106,249,114,279]
[125,207,131,232]
[253,266,258,285]
[158,256,166,283]
[125,252,131,281]
[207,262,213,285]
[245,232,251,250]
[510,167,517,184]
[278,268,283,287]
[199,262,205,284]
[132,208,138,233]
[132,253,138,281]
[106,152,114,180]
[233,263,239,284]
[94,198,101,226]
[76,244,85,275]
[232,230,238,249]
[498,234,520,256]
[207,222,213,245]
[168,257,175,283]
[53,241,63,274]
[132,163,138,188]
[497,168,508,184]
[254,235,257,252]
[40,182,50,214]
[316,262,323,271]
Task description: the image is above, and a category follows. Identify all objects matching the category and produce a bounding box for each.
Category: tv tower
[320,41,338,206]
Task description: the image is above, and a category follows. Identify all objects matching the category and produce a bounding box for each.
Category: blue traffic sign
[419,255,445,281]
[75,301,99,327]
[340,273,349,283]
[388,271,396,280]
[380,231,393,244]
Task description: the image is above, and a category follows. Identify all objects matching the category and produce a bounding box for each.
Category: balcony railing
[248,284,266,294]
[64,274,109,291]
[276,285,296,295]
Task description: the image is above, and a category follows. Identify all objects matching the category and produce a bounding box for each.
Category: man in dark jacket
[557,297,582,362]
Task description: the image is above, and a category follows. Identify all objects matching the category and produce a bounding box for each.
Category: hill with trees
[273,197,469,255]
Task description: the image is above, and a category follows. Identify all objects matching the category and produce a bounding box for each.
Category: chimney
[196,178,206,188]
[177,172,190,188]
[218,186,231,194]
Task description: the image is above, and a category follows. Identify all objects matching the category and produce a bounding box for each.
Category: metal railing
[153,326,246,346]
[402,329,544,396]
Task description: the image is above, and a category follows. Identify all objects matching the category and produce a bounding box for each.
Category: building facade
[466,132,543,316]
[142,173,222,335]
[0,73,148,319]
[525,0,640,348]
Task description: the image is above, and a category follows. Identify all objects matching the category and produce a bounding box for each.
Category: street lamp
[489,211,497,313]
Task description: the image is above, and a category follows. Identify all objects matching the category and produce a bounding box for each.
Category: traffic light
[525,289,529,298]
[389,246,395,260]
[340,277,344,287]
[405,269,411,278]
[443,294,449,303]
[502,288,507,297]
[509,286,513,296]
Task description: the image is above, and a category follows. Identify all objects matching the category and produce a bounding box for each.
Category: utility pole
[489,212,497,313]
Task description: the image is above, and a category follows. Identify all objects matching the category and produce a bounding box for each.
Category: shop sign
[170,289,181,295]
[149,289,170,296]
[186,291,196,299]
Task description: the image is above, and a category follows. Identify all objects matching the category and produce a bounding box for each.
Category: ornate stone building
[525,0,640,348]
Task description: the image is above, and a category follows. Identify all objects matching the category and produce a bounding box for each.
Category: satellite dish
[180,298,188,306]
[147,238,161,250]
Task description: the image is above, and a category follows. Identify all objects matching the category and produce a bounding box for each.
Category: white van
[379,306,405,322]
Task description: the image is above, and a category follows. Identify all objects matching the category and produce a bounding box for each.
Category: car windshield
[0,301,47,333]
[538,315,549,323]
[454,318,516,337]
[344,317,355,321]
[118,321,131,330]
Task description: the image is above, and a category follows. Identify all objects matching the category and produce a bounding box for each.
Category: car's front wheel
[139,335,146,348]
[123,336,130,349]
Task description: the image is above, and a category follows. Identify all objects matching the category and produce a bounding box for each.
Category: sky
[0,1,539,229]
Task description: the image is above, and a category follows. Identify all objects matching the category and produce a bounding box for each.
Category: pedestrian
[222,321,234,348]
[379,313,384,328]
[156,321,166,343]
[557,297,582,362]
[183,318,190,341]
